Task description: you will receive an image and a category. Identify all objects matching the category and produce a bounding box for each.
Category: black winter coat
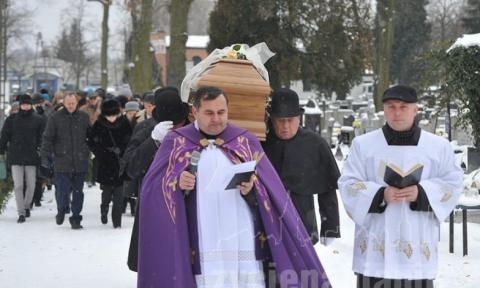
[88,115,132,186]
[121,118,158,180]
[0,109,46,166]
[40,108,90,173]
[264,128,341,244]
[122,118,157,272]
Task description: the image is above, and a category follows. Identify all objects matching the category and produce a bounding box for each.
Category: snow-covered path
[0,185,479,287]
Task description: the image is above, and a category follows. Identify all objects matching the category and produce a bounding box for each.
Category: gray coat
[40,108,90,173]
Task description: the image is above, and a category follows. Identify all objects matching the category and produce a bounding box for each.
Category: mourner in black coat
[264,88,341,245]
[122,87,188,271]
[0,94,46,223]
[88,99,133,228]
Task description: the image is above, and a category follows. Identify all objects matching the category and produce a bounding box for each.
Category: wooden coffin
[195,59,271,140]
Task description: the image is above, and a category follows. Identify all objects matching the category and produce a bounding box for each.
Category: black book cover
[225,171,255,190]
[383,163,423,188]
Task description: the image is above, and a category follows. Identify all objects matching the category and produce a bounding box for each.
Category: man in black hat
[0,94,46,223]
[122,86,189,271]
[264,88,341,246]
[338,85,463,288]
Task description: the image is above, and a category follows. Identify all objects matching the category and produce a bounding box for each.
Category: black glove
[41,157,50,168]
[107,147,121,156]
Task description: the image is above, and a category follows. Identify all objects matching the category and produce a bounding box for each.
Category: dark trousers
[357,274,434,288]
[55,172,86,220]
[32,177,44,205]
[100,184,123,227]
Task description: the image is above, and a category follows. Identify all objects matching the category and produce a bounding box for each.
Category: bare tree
[87,0,111,89]
[374,0,395,111]
[428,0,465,42]
[167,0,193,89]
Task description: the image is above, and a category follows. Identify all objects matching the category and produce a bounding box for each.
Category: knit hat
[101,99,121,116]
[125,101,140,112]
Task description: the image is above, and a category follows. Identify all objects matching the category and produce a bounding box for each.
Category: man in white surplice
[338,85,463,288]
[179,87,265,287]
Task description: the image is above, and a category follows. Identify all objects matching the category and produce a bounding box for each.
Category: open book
[383,163,423,188]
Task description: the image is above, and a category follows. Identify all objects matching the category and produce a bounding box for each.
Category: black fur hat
[101,99,121,116]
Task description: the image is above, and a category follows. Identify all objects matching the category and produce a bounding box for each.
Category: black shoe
[17,215,26,223]
[113,224,121,229]
[25,209,30,218]
[34,201,41,207]
[56,212,65,225]
[69,217,83,230]
[71,222,83,230]
[101,213,108,224]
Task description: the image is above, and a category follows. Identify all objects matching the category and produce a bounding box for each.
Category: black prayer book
[225,171,255,190]
[383,163,423,188]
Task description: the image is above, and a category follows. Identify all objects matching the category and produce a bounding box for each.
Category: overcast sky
[11,0,128,58]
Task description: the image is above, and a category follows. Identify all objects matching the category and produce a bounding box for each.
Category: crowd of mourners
[0,86,185,229]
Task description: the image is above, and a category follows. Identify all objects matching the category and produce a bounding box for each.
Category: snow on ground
[0,185,479,287]
[0,185,136,288]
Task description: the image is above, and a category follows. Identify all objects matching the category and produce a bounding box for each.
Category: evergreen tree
[374,0,395,111]
[462,0,480,33]
[208,0,300,89]
[300,0,371,99]
[390,0,430,86]
[55,19,90,89]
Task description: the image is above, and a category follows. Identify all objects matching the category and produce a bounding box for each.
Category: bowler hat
[153,88,188,125]
[268,88,304,118]
[383,85,417,103]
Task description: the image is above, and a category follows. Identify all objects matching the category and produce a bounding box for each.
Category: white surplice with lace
[195,140,265,288]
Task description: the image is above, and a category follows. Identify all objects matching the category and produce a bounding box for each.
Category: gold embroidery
[440,185,453,202]
[404,243,413,258]
[258,232,267,249]
[373,239,385,257]
[347,182,367,197]
[360,238,367,254]
[422,243,431,261]
[200,138,209,147]
[191,249,196,264]
[395,240,413,259]
[214,138,225,146]
[441,191,452,202]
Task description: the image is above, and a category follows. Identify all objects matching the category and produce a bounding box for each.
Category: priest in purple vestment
[138,86,331,287]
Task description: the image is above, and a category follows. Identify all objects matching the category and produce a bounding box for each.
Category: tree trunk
[100,1,110,89]
[374,0,395,112]
[167,0,193,89]
[1,0,7,100]
[131,0,153,94]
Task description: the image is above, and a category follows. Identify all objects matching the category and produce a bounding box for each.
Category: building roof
[165,35,209,49]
